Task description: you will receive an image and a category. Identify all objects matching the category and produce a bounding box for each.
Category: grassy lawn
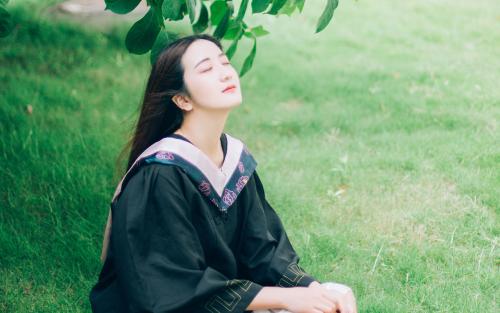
[1,0,498,312]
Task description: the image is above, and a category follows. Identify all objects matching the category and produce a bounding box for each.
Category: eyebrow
[194,52,227,69]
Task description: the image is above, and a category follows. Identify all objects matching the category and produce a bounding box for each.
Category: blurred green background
[1,0,498,312]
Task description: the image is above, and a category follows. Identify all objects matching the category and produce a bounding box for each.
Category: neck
[175,109,230,165]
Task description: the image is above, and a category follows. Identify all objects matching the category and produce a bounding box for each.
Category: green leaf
[104,0,141,15]
[278,1,296,16]
[210,1,227,26]
[267,0,287,15]
[223,18,243,40]
[226,28,244,59]
[192,2,209,34]
[249,25,269,37]
[278,0,305,16]
[162,0,185,21]
[296,0,305,12]
[226,41,238,59]
[235,0,249,21]
[240,35,257,77]
[251,0,271,13]
[0,0,10,6]
[213,5,231,39]
[0,6,13,38]
[150,29,177,65]
[186,0,198,24]
[125,7,161,55]
[315,0,339,33]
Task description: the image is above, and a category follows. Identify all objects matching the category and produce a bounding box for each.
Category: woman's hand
[281,281,357,313]
[315,282,357,313]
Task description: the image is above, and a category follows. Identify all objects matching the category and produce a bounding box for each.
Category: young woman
[89,34,357,313]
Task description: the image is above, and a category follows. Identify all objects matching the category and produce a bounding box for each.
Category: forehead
[182,39,224,69]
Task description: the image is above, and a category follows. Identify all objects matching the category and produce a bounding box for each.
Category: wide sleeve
[238,170,319,288]
[110,164,263,313]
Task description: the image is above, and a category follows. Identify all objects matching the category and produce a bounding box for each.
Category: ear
[172,93,194,112]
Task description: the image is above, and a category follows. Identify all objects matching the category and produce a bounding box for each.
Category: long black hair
[115,34,223,176]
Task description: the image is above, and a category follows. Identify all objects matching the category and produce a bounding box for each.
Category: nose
[219,64,233,81]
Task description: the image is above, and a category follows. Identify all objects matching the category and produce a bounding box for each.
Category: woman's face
[179,39,242,112]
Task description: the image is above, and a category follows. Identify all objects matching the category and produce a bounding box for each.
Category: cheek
[185,74,208,92]
[230,68,241,85]
[186,76,220,102]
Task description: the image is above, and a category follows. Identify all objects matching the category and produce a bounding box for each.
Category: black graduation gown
[89,134,318,313]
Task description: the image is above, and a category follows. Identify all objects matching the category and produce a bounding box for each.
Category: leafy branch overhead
[107,0,340,77]
[0,1,339,76]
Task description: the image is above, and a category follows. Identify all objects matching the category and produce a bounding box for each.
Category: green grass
[1,0,498,312]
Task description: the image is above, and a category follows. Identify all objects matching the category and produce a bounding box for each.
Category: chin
[205,100,241,111]
[224,96,243,108]
[225,100,242,109]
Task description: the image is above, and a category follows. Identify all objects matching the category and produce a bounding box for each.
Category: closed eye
[201,62,231,73]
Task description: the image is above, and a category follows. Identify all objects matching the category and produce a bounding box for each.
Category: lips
[222,84,236,92]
